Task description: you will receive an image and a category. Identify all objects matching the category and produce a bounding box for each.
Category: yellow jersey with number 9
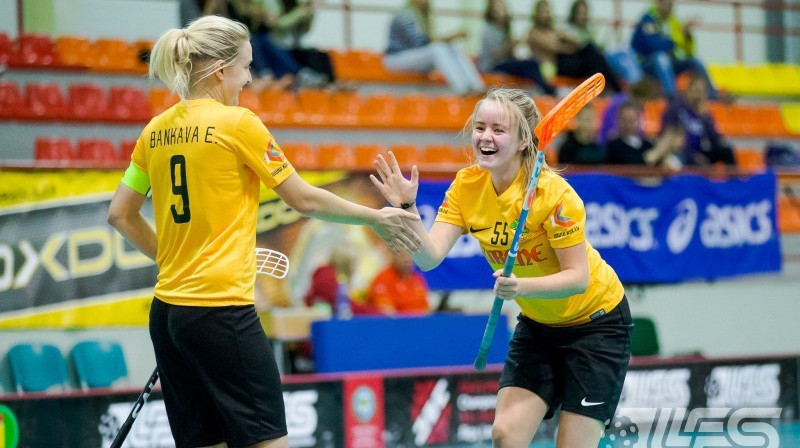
[435,165,623,326]
[129,98,294,306]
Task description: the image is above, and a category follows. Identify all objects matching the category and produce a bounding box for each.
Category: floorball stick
[109,247,290,448]
[473,74,606,371]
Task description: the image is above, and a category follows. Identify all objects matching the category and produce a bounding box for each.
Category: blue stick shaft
[474,151,544,370]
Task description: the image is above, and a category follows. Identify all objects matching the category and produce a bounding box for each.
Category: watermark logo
[602,407,782,448]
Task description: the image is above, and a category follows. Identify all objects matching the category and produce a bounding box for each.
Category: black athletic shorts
[498,296,633,425]
[149,298,287,448]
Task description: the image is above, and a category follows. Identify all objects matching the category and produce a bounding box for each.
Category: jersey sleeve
[434,177,466,232]
[130,134,147,172]
[543,187,586,249]
[233,111,295,188]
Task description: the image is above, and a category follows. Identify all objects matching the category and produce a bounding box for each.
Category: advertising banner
[416,172,782,289]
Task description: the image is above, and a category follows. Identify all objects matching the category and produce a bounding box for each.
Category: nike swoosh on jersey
[581,397,605,407]
[469,225,492,233]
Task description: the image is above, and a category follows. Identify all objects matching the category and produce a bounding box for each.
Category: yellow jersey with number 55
[435,165,623,326]
[128,98,294,306]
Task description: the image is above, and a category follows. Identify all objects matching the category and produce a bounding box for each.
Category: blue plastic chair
[7,343,69,393]
[70,340,128,389]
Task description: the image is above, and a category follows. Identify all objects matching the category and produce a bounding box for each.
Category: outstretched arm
[274,172,422,253]
[370,152,462,271]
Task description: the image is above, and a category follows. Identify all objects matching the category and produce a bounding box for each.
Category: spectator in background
[631,0,718,99]
[228,0,327,90]
[304,246,379,315]
[606,101,684,171]
[661,73,734,166]
[367,247,429,314]
[597,77,661,145]
[557,107,606,165]
[264,0,337,87]
[384,0,485,95]
[479,0,556,95]
[563,0,643,86]
[528,0,622,92]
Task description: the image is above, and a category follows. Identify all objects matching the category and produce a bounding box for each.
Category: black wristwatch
[400,201,415,210]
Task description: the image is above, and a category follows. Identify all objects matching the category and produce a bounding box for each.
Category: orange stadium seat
[778,194,800,234]
[149,87,179,116]
[428,95,466,129]
[294,89,332,125]
[733,148,766,173]
[353,143,383,170]
[750,105,789,137]
[17,34,57,67]
[642,100,666,135]
[260,89,298,126]
[76,139,118,164]
[68,83,109,121]
[25,83,70,119]
[388,144,421,169]
[119,139,136,162]
[393,94,430,128]
[93,39,138,72]
[56,36,95,69]
[131,39,153,73]
[329,91,361,126]
[280,142,316,170]
[109,86,150,122]
[421,144,461,170]
[0,33,18,66]
[534,96,556,116]
[35,137,75,161]
[316,143,355,169]
[0,81,26,119]
[358,94,396,128]
[237,88,262,115]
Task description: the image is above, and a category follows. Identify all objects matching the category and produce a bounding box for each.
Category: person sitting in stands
[527,0,621,92]
[661,74,734,166]
[631,0,718,99]
[557,107,606,165]
[367,247,429,314]
[384,0,485,95]
[606,101,684,171]
[479,0,555,95]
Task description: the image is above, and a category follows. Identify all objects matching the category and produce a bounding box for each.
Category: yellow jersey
[130,98,294,306]
[435,165,624,326]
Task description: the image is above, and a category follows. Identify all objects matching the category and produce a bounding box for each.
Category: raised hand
[369,152,419,208]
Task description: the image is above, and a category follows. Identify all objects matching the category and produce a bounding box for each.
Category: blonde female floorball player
[370,88,632,448]
[107,15,421,448]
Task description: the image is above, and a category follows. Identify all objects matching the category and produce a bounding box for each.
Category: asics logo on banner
[581,397,604,407]
[585,202,658,251]
[550,202,575,227]
[667,199,774,253]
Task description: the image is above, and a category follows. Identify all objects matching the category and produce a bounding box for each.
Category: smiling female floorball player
[107,15,421,448]
[371,88,632,448]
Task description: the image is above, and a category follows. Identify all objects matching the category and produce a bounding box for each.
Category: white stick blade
[255,248,290,279]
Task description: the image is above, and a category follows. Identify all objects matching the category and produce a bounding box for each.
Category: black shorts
[149,298,287,448]
[499,296,632,425]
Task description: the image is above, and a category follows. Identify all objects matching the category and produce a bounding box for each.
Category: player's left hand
[493,269,519,300]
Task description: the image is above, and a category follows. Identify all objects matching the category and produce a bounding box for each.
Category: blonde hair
[149,15,250,100]
[462,88,546,183]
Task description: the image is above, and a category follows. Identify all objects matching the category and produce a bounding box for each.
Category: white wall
[0,0,783,64]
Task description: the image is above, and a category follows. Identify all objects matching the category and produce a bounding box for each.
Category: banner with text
[416,172,782,289]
